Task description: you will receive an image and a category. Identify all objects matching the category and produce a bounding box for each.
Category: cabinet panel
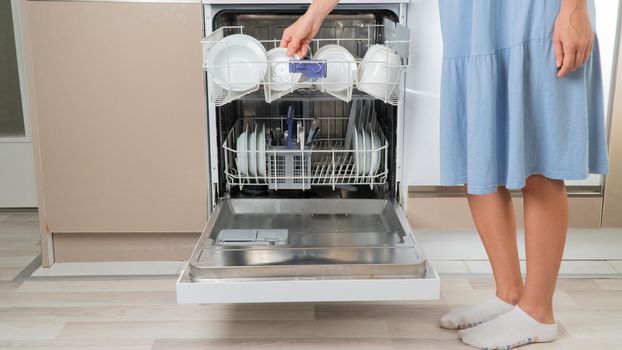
[603,31,622,227]
[28,1,206,232]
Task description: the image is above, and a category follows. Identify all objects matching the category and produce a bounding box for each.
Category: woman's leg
[460,176,565,348]
[439,186,522,330]
[518,175,568,324]
[467,187,524,304]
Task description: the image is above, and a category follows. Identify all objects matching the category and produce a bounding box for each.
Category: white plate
[344,100,359,150]
[236,125,248,176]
[248,124,257,177]
[353,127,360,176]
[369,125,380,176]
[258,123,266,177]
[315,44,350,57]
[207,34,267,92]
[315,46,356,93]
[265,48,302,92]
[360,99,369,126]
[362,126,371,176]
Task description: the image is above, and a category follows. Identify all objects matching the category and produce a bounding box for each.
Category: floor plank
[556,310,622,340]
[0,339,154,350]
[152,338,394,350]
[57,320,390,340]
[593,279,622,291]
[0,320,65,340]
[0,291,177,308]
[0,304,315,323]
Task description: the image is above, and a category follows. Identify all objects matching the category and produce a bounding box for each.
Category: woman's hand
[280,0,339,57]
[553,0,594,78]
[280,14,321,58]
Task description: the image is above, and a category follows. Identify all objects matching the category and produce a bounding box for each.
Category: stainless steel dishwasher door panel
[177,198,440,303]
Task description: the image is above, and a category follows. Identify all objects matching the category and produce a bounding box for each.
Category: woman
[280,0,608,349]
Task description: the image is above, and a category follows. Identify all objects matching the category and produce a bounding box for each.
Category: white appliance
[177,0,440,304]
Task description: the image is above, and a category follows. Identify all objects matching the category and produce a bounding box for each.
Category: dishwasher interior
[184,8,430,287]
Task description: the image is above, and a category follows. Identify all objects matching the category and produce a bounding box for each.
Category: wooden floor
[1,213,622,350]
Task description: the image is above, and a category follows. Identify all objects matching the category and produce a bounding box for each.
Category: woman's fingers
[554,35,564,69]
[557,37,593,77]
[298,39,311,58]
[557,45,577,78]
[279,35,291,49]
[280,27,293,49]
[286,39,302,57]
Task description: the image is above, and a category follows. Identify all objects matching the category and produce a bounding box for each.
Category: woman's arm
[279,0,340,57]
[554,0,594,77]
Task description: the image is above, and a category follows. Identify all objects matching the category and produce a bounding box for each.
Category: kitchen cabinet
[603,35,622,227]
[27,0,206,259]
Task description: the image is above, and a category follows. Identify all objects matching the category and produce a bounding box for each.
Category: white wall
[405,0,621,187]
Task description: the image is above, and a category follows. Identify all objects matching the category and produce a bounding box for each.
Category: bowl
[265,48,302,92]
[314,45,357,93]
[357,45,402,100]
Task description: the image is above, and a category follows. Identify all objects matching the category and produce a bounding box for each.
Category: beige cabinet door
[28,1,207,233]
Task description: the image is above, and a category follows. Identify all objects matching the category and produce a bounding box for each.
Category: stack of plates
[236,123,266,178]
[207,34,268,92]
[353,123,381,177]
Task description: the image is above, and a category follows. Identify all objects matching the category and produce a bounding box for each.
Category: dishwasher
[177,0,440,303]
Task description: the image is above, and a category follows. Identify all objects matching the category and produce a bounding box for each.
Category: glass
[0,0,25,138]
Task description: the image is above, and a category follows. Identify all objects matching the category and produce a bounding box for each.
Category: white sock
[459,306,558,349]
[439,296,514,330]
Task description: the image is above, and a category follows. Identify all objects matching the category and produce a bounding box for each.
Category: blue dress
[438,0,609,195]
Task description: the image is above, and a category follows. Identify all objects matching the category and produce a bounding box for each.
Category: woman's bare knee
[523,175,565,196]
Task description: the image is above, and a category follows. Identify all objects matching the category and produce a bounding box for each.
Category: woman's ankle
[496,287,523,305]
[517,300,555,324]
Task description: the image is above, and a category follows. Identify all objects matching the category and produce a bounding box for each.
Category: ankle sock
[439,296,515,330]
[459,306,558,349]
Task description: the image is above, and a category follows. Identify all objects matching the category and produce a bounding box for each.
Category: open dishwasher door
[177,198,439,303]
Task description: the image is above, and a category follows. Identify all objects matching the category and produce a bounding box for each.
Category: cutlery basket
[266,145,313,190]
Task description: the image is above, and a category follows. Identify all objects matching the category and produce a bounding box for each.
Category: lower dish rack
[223,115,389,190]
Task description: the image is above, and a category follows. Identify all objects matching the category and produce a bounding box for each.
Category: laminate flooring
[1,212,621,349]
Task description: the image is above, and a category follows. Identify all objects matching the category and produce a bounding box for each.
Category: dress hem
[440,167,609,195]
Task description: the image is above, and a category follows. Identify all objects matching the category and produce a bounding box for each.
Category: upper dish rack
[202,23,412,106]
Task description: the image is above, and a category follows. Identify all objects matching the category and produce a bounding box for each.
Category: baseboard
[52,232,200,262]
[407,196,605,229]
[416,228,622,261]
